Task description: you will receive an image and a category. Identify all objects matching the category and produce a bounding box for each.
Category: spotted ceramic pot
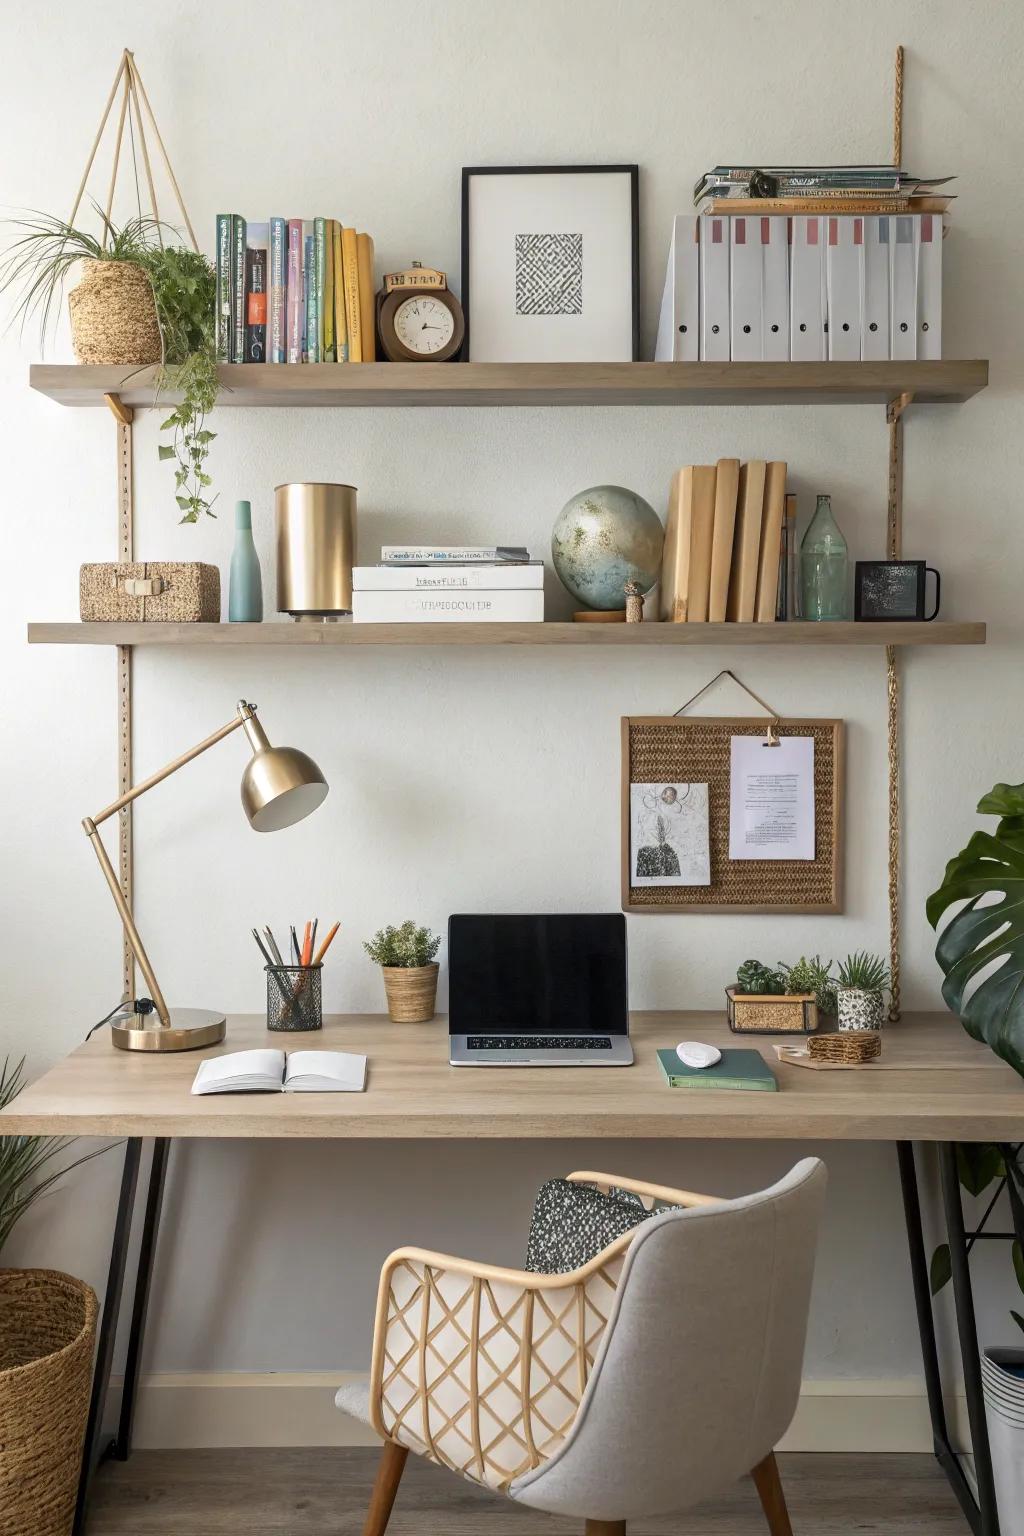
[836,986,885,1031]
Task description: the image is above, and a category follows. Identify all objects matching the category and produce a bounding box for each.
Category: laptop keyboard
[467,1036,613,1050]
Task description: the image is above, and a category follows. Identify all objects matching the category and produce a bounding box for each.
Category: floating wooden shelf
[29,359,989,409]
[27,621,987,647]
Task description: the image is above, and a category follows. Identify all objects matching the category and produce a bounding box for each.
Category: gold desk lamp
[83,700,328,1053]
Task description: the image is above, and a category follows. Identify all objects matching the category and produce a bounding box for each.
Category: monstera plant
[927,779,1024,1332]
[927,779,1024,1078]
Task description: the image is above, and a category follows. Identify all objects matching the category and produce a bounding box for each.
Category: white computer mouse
[676,1040,722,1070]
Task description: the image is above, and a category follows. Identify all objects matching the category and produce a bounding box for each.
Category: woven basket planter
[0,1268,98,1536]
[381,964,439,1023]
[68,259,161,365]
[726,988,818,1034]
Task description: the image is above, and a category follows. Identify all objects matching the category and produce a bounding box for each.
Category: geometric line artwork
[515,233,583,315]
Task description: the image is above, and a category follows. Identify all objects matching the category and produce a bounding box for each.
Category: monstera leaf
[926,780,1024,1079]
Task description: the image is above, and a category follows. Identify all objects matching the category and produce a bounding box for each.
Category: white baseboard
[114,1372,970,1454]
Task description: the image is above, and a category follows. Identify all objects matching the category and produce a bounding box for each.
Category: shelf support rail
[885,392,912,1024]
[115,413,135,1000]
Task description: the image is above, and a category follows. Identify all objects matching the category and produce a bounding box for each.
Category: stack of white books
[352,547,545,623]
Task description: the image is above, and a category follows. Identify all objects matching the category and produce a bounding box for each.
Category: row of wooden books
[215,216,376,365]
[659,459,794,623]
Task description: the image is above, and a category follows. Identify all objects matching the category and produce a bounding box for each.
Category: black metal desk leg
[73,1137,142,1535]
[939,1141,1001,1536]
[898,1142,951,1445]
[115,1137,170,1459]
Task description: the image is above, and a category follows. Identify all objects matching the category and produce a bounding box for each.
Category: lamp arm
[82,701,265,1031]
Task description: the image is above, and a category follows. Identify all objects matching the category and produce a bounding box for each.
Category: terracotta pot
[68,259,161,365]
[381,963,439,1023]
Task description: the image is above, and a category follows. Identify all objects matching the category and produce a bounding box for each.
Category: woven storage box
[726,988,818,1034]
[809,1030,881,1064]
[0,1268,98,1536]
[80,562,220,622]
[68,259,161,366]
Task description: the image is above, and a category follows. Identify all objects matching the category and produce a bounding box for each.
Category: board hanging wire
[673,669,782,746]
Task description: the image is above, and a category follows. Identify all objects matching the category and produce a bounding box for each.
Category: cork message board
[621,716,844,914]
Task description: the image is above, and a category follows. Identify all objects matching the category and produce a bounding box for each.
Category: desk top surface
[2,1012,1021,1141]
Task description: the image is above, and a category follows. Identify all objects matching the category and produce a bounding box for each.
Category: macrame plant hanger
[70,49,198,1000]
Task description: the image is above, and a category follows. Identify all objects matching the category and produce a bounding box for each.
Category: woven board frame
[621,715,844,914]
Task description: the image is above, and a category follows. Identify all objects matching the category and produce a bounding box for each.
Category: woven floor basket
[68,259,161,365]
[382,964,439,1023]
[0,1269,98,1536]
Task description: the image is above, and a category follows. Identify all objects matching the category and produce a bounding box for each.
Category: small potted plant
[363,921,441,1023]
[834,951,890,1030]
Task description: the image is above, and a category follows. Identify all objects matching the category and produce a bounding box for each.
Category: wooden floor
[85,1448,968,1534]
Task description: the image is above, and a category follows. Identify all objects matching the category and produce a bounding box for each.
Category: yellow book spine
[323,220,336,361]
[727,461,766,623]
[755,461,788,622]
[341,227,362,362]
[333,223,348,361]
[708,458,740,623]
[685,466,718,623]
[357,234,376,362]
[660,468,691,622]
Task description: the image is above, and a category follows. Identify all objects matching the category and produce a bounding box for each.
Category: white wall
[2,0,1022,1418]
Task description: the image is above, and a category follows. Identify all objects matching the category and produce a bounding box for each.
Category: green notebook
[656,1048,777,1092]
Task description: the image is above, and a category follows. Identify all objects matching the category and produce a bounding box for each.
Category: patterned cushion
[525,1178,656,1274]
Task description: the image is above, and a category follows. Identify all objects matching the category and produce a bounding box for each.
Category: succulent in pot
[363,922,441,1024]
[834,951,890,1030]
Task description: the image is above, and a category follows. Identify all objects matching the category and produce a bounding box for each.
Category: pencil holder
[266,964,323,1032]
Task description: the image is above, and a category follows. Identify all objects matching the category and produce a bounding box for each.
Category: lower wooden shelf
[27,620,986,647]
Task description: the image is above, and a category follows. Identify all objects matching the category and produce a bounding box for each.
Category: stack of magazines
[351,547,544,624]
[693,164,954,216]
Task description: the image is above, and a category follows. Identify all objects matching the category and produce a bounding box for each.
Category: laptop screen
[448,914,628,1036]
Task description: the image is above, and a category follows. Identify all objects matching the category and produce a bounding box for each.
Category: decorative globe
[551,485,664,611]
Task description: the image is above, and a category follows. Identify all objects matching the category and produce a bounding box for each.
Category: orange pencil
[300,921,312,967]
[313,921,340,966]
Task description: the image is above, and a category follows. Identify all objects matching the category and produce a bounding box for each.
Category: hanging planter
[68,257,161,364]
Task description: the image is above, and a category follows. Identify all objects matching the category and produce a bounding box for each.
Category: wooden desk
[2,1010,1021,1142]
[6,1011,1019,1536]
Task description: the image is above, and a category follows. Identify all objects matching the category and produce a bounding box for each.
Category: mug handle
[924,567,941,621]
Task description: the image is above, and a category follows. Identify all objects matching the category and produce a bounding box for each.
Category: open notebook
[191,1048,367,1095]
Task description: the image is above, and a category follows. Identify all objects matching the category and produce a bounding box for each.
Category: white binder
[730,217,762,361]
[699,215,730,361]
[861,216,891,360]
[789,216,825,361]
[654,215,700,361]
[760,216,789,360]
[825,216,861,361]
[917,212,942,359]
[890,215,918,360]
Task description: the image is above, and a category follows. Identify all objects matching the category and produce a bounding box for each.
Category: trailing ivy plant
[0,206,218,523]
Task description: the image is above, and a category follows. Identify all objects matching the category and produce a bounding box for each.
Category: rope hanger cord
[673,669,782,746]
[887,43,905,1023]
[68,47,199,252]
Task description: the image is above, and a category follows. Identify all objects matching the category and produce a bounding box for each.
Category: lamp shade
[241,745,328,832]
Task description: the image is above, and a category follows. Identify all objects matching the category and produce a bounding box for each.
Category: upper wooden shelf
[27,621,986,648]
[28,360,989,409]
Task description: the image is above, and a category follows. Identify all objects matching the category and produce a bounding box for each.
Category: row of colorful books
[660,461,795,624]
[351,547,543,623]
[215,216,376,364]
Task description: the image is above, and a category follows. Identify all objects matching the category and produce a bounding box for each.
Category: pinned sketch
[630,782,711,886]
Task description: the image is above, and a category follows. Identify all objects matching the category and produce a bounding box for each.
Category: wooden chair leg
[362,1440,409,1536]
[751,1452,793,1536]
[585,1523,626,1536]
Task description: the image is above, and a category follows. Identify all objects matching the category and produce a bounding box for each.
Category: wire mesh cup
[266,964,323,1032]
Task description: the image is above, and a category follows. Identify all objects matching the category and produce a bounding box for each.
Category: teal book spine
[308,220,322,363]
[215,215,232,362]
[228,501,263,621]
[231,215,247,363]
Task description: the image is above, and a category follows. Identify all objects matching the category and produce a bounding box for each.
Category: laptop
[448,913,633,1066]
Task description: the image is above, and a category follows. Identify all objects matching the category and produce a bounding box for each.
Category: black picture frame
[460,164,640,363]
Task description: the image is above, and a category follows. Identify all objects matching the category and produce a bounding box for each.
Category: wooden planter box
[726,988,819,1035]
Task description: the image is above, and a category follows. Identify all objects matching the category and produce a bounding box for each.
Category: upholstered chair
[337,1159,826,1536]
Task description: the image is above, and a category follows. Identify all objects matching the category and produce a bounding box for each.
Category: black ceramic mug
[854,560,941,622]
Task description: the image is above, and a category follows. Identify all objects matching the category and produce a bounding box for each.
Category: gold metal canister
[275,483,356,619]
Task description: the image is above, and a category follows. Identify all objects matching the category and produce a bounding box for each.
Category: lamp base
[111,1008,227,1053]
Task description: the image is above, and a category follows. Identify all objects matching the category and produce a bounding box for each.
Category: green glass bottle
[228,500,263,622]
[800,494,849,621]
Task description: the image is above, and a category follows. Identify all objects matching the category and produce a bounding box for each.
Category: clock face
[393,295,456,356]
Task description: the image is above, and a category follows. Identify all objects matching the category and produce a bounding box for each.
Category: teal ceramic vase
[228,500,263,622]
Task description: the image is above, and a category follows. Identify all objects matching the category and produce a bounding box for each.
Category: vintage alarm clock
[375,262,465,362]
